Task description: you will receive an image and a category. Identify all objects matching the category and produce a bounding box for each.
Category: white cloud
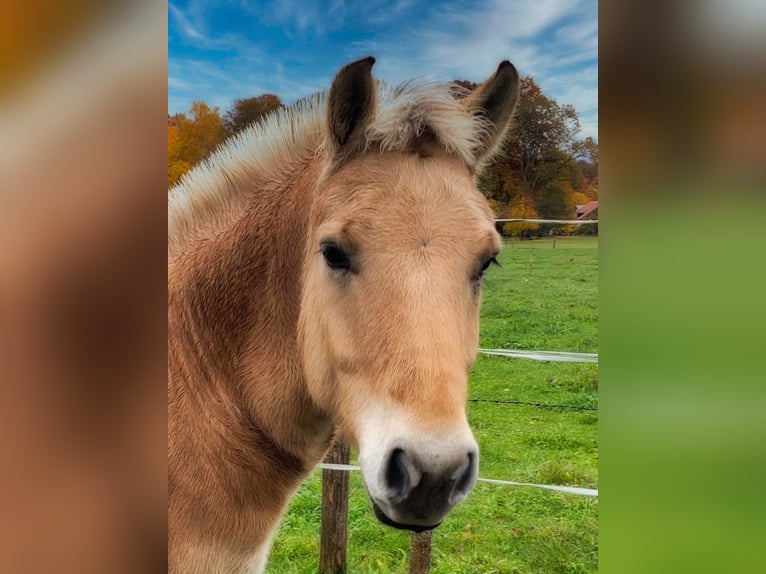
[169,3,205,42]
[169,1,257,52]
[350,0,598,139]
[265,0,351,35]
[168,76,198,91]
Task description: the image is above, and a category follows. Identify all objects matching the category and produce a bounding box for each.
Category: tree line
[168,79,598,236]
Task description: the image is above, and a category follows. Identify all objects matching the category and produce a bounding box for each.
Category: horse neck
[168,156,332,462]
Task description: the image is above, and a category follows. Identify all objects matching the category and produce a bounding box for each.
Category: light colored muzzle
[357,410,479,531]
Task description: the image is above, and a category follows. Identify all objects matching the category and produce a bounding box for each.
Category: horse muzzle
[365,444,478,531]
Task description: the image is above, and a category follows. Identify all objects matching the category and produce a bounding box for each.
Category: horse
[168,56,519,573]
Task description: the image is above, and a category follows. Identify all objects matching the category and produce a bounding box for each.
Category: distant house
[576,200,599,220]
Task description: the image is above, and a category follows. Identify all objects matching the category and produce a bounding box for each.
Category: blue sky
[168,0,598,139]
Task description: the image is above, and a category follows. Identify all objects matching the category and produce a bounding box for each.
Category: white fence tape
[478,348,598,363]
[318,463,361,472]
[494,218,598,224]
[317,463,598,497]
[476,478,597,497]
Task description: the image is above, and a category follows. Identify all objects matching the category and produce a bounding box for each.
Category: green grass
[266,235,598,573]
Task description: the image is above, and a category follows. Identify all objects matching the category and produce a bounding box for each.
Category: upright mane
[167,81,491,261]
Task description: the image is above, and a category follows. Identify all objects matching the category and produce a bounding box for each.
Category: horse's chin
[371,500,441,533]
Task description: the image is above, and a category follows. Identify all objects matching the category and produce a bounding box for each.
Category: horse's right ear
[462,60,520,170]
[326,56,377,168]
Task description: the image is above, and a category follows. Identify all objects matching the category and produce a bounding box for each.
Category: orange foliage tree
[168,101,227,188]
[502,194,540,237]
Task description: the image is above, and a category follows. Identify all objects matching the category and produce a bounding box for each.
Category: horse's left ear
[326,56,377,169]
[463,60,520,170]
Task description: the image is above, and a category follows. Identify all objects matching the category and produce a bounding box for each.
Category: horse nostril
[384,448,413,499]
[455,451,476,495]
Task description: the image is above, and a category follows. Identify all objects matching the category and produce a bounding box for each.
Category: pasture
[266,235,598,574]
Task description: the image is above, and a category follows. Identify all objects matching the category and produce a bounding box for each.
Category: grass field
[266,236,598,573]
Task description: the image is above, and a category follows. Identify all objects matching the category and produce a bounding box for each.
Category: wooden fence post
[409,530,433,574]
[319,436,351,574]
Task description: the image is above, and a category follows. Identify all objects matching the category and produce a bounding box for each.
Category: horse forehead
[330,152,467,197]
[329,155,490,233]
[386,154,472,199]
[338,195,490,249]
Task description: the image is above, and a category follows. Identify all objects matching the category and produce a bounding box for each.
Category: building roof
[576,200,599,220]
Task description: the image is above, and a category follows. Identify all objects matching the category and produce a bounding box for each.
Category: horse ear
[326,56,377,167]
[463,60,520,170]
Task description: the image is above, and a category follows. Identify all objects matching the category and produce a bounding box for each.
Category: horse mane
[167,81,490,261]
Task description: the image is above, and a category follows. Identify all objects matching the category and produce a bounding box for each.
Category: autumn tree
[536,180,571,220]
[168,119,190,188]
[168,101,227,188]
[505,77,580,201]
[478,155,513,206]
[573,135,598,189]
[573,136,598,173]
[502,194,540,238]
[175,101,227,165]
[223,94,283,136]
[572,190,591,207]
[168,112,194,188]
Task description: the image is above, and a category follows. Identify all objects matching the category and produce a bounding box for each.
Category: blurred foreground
[600,2,766,573]
[0,2,166,572]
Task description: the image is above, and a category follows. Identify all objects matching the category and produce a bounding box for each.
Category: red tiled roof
[576,200,598,220]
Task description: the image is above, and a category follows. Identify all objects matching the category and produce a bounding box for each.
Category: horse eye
[478,254,500,277]
[321,244,351,272]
